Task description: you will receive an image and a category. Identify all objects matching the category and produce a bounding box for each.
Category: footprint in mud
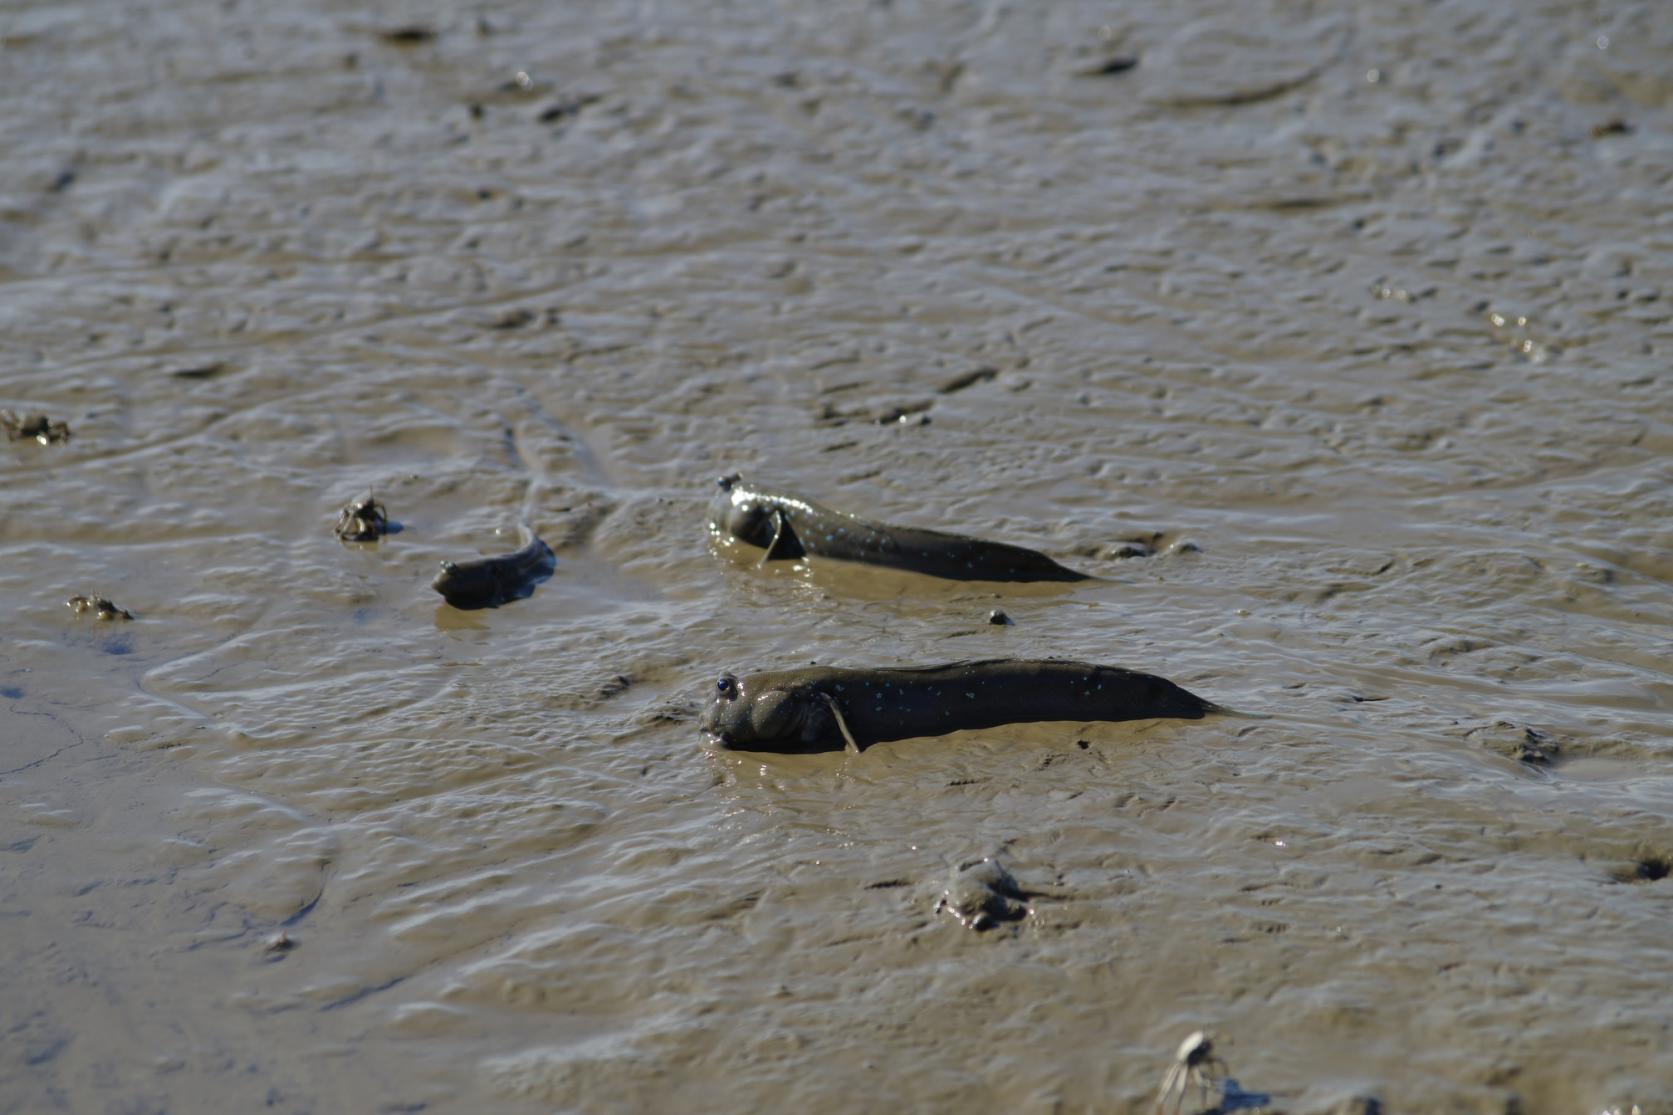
[1462,720,1562,766]
[1140,8,1346,108]
[933,857,1031,931]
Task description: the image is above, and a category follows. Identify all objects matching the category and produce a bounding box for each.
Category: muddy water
[2,0,1670,1111]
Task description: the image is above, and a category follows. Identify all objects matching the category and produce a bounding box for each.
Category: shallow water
[2,0,1670,1111]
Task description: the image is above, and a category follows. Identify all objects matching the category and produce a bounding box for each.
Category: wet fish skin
[431,527,554,609]
[700,659,1218,751]
[708,474,1090,583]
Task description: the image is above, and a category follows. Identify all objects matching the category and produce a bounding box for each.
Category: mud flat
[2,1,1670,1112]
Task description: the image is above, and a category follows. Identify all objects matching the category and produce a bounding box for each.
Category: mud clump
[933,858,1030,931]
[1464,721,1562,765]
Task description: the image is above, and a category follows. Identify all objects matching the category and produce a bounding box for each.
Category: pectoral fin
[759,508,806,565]
[811,690,862,754]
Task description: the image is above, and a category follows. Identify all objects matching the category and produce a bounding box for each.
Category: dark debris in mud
[1464,721,1562,766]
[169,361,228,380]
[377,26,436,45]
[935,366,998,395]
[537,93,601,123]
[1077,55,1139,77]
[2,410,71,444]
[1611,856,1670,885]
[489,307,536,330]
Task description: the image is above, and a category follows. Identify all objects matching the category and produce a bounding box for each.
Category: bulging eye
[716,674,737,697]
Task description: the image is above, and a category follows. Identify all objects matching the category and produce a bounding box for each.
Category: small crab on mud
[334,492,389,542]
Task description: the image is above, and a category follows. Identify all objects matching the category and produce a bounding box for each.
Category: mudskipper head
[707,474,775,548]
[700,672,818,749]
[431,559,494,609]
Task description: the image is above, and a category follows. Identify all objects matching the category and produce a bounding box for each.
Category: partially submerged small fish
[708,474,1090,583]
[431,526,554,609]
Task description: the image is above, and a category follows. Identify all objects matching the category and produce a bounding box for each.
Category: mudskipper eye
[716,674,736,697]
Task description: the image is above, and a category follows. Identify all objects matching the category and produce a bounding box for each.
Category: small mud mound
[933,857,1030,931]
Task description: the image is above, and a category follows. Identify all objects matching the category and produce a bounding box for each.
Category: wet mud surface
[2,0,1671,1112]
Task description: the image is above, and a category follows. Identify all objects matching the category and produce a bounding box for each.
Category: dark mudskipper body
[700,659,1218,751]
[708,475,1089,583]
[431,527,554,609]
